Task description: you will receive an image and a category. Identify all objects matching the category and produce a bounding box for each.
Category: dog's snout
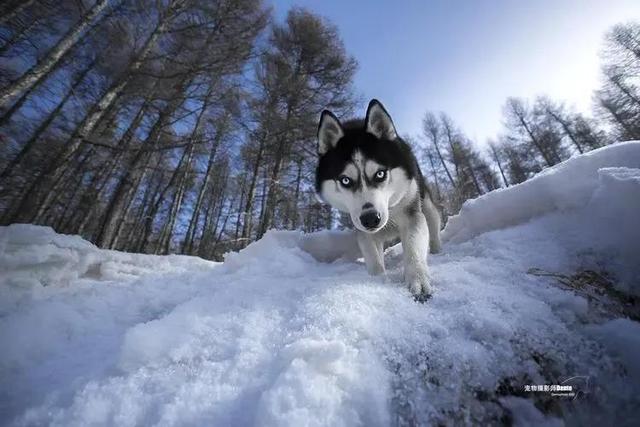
[360,211,381,230]
[362,202,373,209]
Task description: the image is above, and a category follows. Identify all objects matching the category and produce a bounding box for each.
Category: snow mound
[443,140,640,243]
[223,229,360,275]
[587,319,640,385]
[443,141,640,293]
[0,224,215,289]
[1,143,639,426]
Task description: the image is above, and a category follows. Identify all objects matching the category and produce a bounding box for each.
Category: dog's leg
[423,196,442,254]
[400,210,432,297]
[357,232,385,275]
[375,239,385,261]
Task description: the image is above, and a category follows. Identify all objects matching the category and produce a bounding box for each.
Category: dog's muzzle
[360,211,381,230]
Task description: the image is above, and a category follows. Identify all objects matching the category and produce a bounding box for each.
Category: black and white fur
[315,99,442,299]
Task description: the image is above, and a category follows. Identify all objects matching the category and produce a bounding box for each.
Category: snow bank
[587,319,640,386]
[222,229,360,276]
[0,224,215,287]
[443,141,640,293]
[585,167,640,290]
[2,221,638,425]
[1,144,639,426]
[443,141,640,244]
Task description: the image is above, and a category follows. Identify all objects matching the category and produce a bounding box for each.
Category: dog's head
[315,99,415,233]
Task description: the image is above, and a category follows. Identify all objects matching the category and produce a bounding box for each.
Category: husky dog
[315,99,442,299]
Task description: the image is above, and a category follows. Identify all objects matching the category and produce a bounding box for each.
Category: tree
[504,97,565,167]
[488,141,509,188]
[0,0,114,112]
[538,97,605,154]
[597,22,640,141]
[247,8,357,238]
[419,112,496,212]
[0,0,37,26]
[1,6,633,258]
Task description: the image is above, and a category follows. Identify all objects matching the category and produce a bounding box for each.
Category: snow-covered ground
[1,142,639,426]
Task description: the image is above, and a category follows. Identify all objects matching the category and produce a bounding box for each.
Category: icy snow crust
[1,142,640,426]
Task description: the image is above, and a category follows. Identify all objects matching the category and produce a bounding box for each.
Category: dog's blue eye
[374,170,387,181]
[339,176,352,187]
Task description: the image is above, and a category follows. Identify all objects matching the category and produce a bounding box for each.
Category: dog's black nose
[360,211,381,229]
[362,202,373,209]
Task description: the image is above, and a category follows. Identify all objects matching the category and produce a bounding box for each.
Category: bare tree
[597,23,640,141]
[488,141,509,188]
[0,0,114,111]
[422,112,455,188]
[246,8,357,238]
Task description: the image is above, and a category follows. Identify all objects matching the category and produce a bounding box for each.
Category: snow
[444,141,640,294]
[587,318,640,385]
[1,141,640,426]
[443,140,640,243]
[0,224,214,288]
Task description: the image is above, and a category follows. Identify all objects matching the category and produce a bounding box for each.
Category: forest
[0,0,638,260]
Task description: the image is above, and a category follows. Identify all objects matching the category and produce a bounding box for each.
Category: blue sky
[270,0,640,146]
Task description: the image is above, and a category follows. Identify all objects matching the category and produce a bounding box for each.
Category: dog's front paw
[429,243,441,254]
[414,291,432,303]
[405,269,433,300]
[367,262,386,276]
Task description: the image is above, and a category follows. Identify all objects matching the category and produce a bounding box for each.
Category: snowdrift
[1,142,639,426]
[0,224,215,287]
[444,141,640,294]
[443,141,640,243]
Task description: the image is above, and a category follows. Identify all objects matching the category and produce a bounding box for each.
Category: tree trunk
[156,143,195,254]
[258,152,282,238]
[207,179,229,255]
[182,122,226,254]
[7,5,172,223]
[157,81,217,253]
[32,145,95,223]
[139,168,174,252]
[611,75,640,108]
[212,188,240,252]
[240,134,265,242]
[600,98,640,140]
[56,169,93,232]
[257,98,298,238]
[0,0,37,26]
[426,150,441,198]
[0,59,95,179]
[95,63,194,248]
[0,15,39,57]
[96,150,150,248]
[489,143,509,187]
[431,136,456,188]
[257,166,268,233]
[128,162,166,252]
[0,0,112,111]
[74,99,152,235]
[109,153,153,250]
[233,174,247,248]
[290,159,303,229]
[464,155,483,195]
[76,151,123,236]
[515,112,555,167]
[545,108,583,154]
[441,123,461,180]
[198,173,227,258]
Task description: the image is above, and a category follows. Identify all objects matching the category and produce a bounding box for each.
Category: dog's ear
[318,110,344,155]
[365,99,397,140]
